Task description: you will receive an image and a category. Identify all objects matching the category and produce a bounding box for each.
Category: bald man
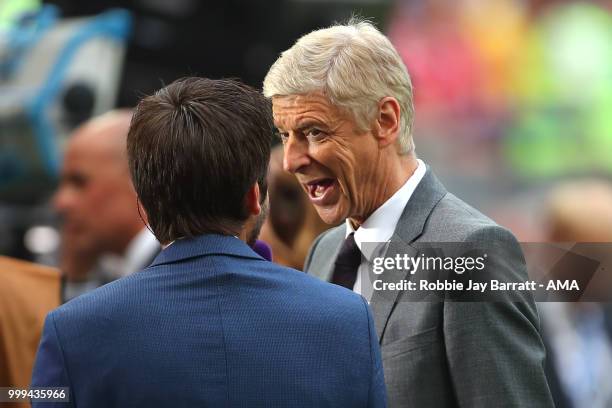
[54,110,160,299]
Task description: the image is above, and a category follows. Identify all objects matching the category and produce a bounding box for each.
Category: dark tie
[331,232,362,289]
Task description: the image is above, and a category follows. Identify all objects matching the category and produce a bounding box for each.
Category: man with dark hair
[31,77,386,407]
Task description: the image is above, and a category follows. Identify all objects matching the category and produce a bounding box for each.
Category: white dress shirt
[64,228,160,301]
[345,159,426,299]
[99,227,160,280]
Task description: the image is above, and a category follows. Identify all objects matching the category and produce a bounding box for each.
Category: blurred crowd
[1,1,612,407]
[388,0,612,241]
[391,0,612,177]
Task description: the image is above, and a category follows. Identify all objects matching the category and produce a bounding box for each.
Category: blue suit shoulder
[231,255,372,329]
[33,248,386,407]
[51,269,147,323]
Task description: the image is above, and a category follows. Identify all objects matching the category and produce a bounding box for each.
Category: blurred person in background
[31,77,386,407]
[387,0,485,116]
[506,0,612,178]
[539,180,612,408]
[0,257,60,402]
[259,145,331,269]
[53,109,159,301]
[265,19,553,407]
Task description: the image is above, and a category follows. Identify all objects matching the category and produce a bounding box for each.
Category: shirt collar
[346,159,426,261]
[98,227,160,280]
[124,227,160,275]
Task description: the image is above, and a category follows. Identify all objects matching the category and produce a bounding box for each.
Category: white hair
[263,18,415,154]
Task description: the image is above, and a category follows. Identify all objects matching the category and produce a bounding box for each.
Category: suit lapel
[306,226,344,282]
[369,168,447,341]
[369,234,417,337]
[391,167,447,245]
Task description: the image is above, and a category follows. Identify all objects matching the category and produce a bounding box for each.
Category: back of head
[127,77,273,244]
[263,18,415,154]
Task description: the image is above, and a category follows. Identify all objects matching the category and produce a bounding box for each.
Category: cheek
[319,141,360,193]
[81,186,124,221]
[339,160,372,210]
[337,144,379,210]
[84,190,109,212]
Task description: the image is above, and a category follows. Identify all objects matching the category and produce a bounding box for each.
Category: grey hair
[263,18,415,154]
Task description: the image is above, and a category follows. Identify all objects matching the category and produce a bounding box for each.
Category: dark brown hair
[127,77,273,243]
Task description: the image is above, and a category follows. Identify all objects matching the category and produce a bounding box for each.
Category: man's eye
[306,129,326,141]
[66,174,88,189]
[276,131,289,143]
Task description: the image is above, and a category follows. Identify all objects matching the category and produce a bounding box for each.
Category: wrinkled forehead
[271,93,344,129]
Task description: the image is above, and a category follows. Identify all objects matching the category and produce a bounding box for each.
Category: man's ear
[136,197,150,225]
[244,182,262,216]
[373,97,401,148]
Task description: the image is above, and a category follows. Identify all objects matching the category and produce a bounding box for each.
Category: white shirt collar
[99,227,160,279]
[124,227,159,275]
[345,159,426,261]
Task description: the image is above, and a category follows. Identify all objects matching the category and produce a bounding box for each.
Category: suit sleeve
[31,313,74,408]
[362,297,387,408]
[443,226,554,408]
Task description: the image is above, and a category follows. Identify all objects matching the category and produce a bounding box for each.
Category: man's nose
[282,135,310,174]
[52,187,72,215]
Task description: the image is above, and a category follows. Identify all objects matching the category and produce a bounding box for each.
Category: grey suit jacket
[305,168,554,408]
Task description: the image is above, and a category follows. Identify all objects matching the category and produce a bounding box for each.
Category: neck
[238,228,249,244]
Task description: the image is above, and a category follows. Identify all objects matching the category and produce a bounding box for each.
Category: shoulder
[303,224,345,273]
[0,257,60,309]
[268,259,367,310]
[311,224,345,252]
[53,258,368,328]
[49,271,147,334]
[306,225,344,261]
[293,269,372,336]
[0,256,59,277]
[421,192,517,242]
[249,260,372,336]
[421,192,524,265]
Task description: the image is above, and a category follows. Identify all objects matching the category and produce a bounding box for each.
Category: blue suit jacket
[32,234,386,407]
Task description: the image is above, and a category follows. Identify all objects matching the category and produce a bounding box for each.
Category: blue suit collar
[150,234,263,267]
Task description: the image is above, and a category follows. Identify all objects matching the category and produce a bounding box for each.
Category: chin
[315,206,346,226]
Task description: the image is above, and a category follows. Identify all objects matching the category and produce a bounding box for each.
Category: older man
[53,110,160,299]
[264,19,554,407]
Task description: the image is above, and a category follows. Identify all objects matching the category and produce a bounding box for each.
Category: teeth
[314,185,325,197]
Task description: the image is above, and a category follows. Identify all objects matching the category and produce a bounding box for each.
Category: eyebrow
[274,119,329,134]
[295,120,328,132]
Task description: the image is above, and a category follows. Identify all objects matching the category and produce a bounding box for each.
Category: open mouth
[305,178,337,203]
